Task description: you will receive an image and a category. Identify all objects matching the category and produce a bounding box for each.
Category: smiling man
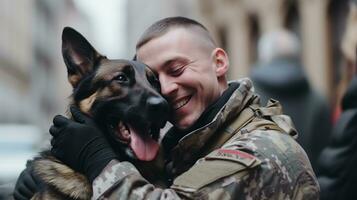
[136,24,226,130]
[14,17,320,200]
[89,17,319,199]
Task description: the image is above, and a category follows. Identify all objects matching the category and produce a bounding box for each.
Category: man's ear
[62,27,106,88]
[211,48,229,77]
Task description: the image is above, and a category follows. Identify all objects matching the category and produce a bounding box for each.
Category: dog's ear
[62,27,105,88]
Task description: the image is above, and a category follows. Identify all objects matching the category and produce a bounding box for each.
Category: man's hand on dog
[50,106,118,182]
[13,165,40,200]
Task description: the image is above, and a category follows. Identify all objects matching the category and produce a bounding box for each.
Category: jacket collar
[165,78,259,169]
[162,81,238,154]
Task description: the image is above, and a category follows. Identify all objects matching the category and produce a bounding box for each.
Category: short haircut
[136,16,216,50]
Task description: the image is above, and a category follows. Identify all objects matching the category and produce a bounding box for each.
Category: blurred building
[0,0,90,133]
[126,0,349,105]
[198,0,349,105]
[0,0,90,183]
[0,0,34,124]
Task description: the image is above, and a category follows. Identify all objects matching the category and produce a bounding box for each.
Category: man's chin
[172,117,195,131]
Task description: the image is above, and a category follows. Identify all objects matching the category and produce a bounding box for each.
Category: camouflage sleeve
[91,150,261,200]
[92,130,319,199]
[92,160,181,199]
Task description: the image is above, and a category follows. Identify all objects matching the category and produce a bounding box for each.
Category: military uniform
[92,78,319,199]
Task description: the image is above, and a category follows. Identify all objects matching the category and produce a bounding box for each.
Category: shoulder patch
[172,149,261,191]
[205,148,260,167]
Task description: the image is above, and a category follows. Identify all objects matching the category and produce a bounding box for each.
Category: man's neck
[162,82,239,154]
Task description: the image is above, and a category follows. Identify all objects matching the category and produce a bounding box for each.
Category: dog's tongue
[127,124,159,161]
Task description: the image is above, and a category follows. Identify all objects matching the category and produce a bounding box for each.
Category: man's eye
[170,67,184,76]
[114,74,128,83]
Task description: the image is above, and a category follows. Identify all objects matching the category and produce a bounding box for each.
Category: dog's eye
[146,72,161,92]
[114,74,128,83]
[150,79,161,93]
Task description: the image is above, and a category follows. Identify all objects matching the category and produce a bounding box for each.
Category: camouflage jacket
[92,78,320,200]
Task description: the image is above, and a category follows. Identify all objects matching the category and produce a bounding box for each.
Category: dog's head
[61,27,169,161]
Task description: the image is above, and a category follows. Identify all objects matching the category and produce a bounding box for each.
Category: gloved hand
[50,106,118,182]
[13,165,41,200]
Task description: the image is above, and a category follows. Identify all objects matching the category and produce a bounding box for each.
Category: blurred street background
[0,0,352,187]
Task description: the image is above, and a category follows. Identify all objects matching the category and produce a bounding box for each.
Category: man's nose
[159,76,178,96]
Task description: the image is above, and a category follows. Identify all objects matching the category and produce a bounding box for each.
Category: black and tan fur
[28,27,169,199]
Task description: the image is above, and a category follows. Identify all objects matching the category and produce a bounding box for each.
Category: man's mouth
[173,95,192,110]
[113,121,160,161]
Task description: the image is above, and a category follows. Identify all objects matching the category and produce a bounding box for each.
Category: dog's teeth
[117,121,130,136]
[122,130,130,137]
[118,122,126,130]
[119,125,126,132]
[118,121,124,128]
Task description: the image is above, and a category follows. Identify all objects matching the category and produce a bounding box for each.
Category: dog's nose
[147,96,169,126]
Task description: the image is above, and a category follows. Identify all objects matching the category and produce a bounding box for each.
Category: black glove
[50,106,117,182]
[13,165,40,200]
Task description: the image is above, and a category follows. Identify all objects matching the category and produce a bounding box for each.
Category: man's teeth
[173,96,191,110]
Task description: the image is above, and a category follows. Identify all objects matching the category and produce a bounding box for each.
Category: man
[250,29,332,174]
[15,17,319,199]
[318,1,357,199]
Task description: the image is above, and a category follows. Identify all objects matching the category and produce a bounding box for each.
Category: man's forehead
[137,29,196,57]
[138,27,204,50]
[139,28,185,50]
[138,27,215,53]
[136,27,214,71]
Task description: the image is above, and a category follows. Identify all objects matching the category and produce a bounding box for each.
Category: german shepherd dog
[27,27,169,199]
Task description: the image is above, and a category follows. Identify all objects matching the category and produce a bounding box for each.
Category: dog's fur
[28,27,169,200]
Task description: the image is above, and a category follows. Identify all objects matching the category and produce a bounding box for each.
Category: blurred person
[250,29,332,174]
[333,0,357,123]
[318,1,357,199]
[14,17,319,199]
